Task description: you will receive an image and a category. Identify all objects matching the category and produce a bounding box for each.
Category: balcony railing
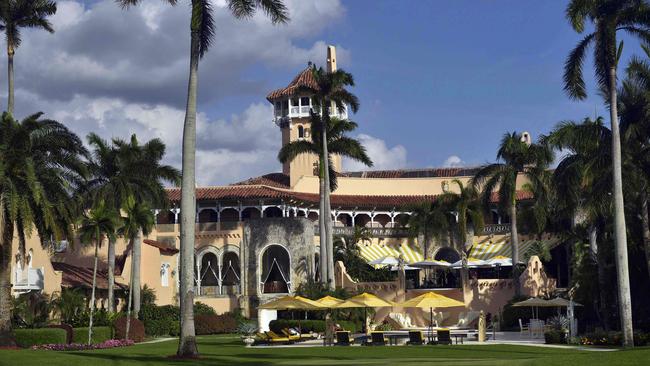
[13,267,44,292]
[314,226,409,238]
[155,222,243,234]
[273,106,348,126]
[479,224,512,235]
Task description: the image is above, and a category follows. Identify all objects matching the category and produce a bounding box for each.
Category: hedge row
[544,330,567,344]
[14,328,67,348]
[195,314,238,335]
[580,331,650,346]
[269,319,360,334]
[72,327,113,344]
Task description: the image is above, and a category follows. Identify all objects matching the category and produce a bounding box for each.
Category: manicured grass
[0,335,649,366]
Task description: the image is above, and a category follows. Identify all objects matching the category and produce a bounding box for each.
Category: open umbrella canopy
[486,255,516,266]
[258,295,324,310]
[335,293,394,308]
[399,291,466,309]
[546,297,583,307]
[512,297,552,307]
[450,258,492,268]
[410,259,452,268]
[369,256,399,267]
[315,295,345,307]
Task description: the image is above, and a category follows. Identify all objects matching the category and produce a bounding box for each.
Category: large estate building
[10,46,565,328]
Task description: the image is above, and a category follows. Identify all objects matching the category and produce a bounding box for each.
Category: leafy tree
[50,288,86,326]
[77,201,120,345]
[0,112,86,346]
[563,0,650,346]
[471,132,553,296]
[399,200,450,260]
[117,0,288,357]
[0,0,56,114]
[278,113,372,288]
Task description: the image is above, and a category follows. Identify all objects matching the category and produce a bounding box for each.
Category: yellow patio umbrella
[258,295,324,310]
[335,293,394,334]
[315,295,345,308]
[258,296,324,335]
[399,291,465,342]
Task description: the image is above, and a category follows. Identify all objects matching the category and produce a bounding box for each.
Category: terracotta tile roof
[267,67,319,101]
[143,239,179,255]
[340,167,482,179]
[52,262,127,291]
[232,173,290,189]
[166,184,533,209]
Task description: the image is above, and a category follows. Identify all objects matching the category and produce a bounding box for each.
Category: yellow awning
[358,242,423,265]
[469,236,561,261]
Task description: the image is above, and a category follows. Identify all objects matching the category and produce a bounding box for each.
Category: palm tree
[117,0,288,357]
[85,134,179,313]
[543,117,613,329]
[0,111,86,346]
[563,0,650,346]
[113,135,180,315]
[119,195,155,340]
[0,0,56,115]
[471,132,553,296]
[278,115,372,287]
[77,202,119,346]
[399,200,451,260]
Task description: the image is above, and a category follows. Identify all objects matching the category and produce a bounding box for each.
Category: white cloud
[442,155,465,168]
[1,0,349,186]
[343,134,407,171]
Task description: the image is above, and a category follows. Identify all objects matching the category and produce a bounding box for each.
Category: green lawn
[0,335,648,366]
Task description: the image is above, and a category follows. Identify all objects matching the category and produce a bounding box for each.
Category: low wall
[194,296,240,314]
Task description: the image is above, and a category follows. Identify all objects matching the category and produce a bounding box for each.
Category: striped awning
[469,236,561,261]
[358,242,423,265]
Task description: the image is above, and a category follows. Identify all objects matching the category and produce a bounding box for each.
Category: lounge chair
[368,331,388,346]
[407,331,425,345]
[335,331,354,346]
[278,329,301,342]
[436,328,452,345]
[265,331,293,344]
[282,328,315,341]
[254,332,270,344]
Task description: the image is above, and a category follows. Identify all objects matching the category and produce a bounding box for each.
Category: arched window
[260,245,291,294]
[434,247,461,263]
[297,125,304,139]
[221,252,241,295]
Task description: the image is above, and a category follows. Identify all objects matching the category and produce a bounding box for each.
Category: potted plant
[237,321,258,347]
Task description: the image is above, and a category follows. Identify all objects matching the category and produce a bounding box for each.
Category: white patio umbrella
[389,265,419,271]
[369,256,399,267]
[410,260,452,268]
[450,258,492,268]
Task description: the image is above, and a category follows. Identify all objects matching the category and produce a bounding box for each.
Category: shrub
[194,302,216,316]
[14,328,67,348]
[544,330,566,344]
[144,319,174,337]
[139,304,179,323]
[72,326,112,344]
[169,321,180,337]
[113,317,145,342]
[195,313,238,335]
[32,339,134,351]
[269,319,359,333]
[48,324,73,344]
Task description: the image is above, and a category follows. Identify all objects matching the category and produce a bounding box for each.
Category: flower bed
[31,339,134,351]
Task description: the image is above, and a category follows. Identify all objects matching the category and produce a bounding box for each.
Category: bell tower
[267,45,345,188]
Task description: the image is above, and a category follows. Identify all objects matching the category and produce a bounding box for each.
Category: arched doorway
[221,251,241,295]
[197,252,220,296]
[264,206,283,218]
[260,244,291,294]
[241,207,261,221]
[434,247,461,263]
[220,208,239,230]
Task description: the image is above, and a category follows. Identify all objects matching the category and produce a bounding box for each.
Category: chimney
[327,45,337,72]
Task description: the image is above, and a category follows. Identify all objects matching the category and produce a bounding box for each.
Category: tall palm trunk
[88,234,100,345]
[6,44,14,115]
[0,215,16,347]
[125,238,134,340]
[177,28,199,358]
[318,157,327,284]
[321,114,335,289]
[133,228,143,315]
[107,238,115,313]
[509,201,521,296]
[608,66,634,347]
[641,192,650,282]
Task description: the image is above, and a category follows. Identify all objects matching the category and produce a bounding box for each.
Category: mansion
[10,46,564,327]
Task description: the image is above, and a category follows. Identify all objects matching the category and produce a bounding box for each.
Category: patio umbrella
[335,293,394,334]
[369,256,399,267]
[546,297,583,307]
[258,295,324,334]
[399,292,465,343]
[315,295,345,308]
[410,260,452,268]
[450,257,492,269]
[512,297,551,319]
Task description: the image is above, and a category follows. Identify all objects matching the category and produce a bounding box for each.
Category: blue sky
[8,1,644,184]
[222,0,633,168]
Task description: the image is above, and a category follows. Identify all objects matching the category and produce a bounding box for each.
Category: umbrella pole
[429,307,433,344]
